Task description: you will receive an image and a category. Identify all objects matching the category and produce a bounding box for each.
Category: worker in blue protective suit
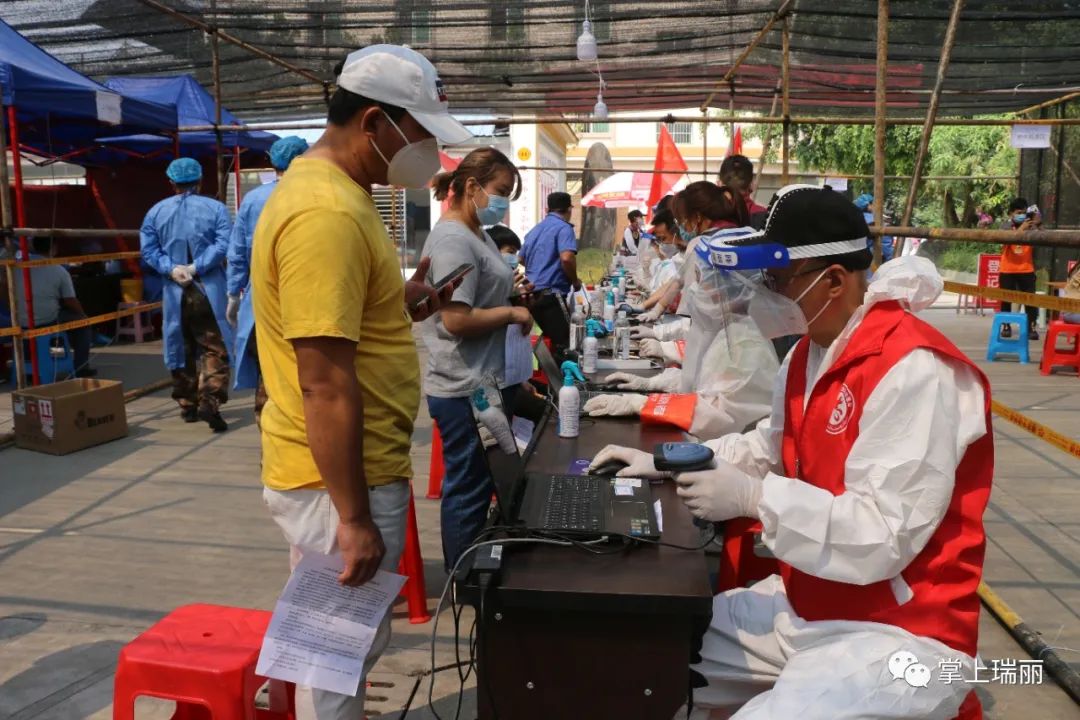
[225,136,309,426]
[140,158,234,432]
[854,193,893,263]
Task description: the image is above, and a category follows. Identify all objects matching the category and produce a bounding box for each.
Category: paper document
[256,553,406,695]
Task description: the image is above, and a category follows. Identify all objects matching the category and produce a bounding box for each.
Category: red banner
[977,253,1002,311]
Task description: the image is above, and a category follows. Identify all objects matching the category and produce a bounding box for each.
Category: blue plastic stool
[8,333,76,385]
[986,312,1030,363]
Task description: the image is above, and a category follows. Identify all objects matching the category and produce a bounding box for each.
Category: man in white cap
[252,45,469,719]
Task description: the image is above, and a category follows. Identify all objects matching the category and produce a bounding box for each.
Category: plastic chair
[716,518,779,592]
[986,312,1030,363]
[1040,320,1080,376]
[112,604,295,720]
[9,333,75,386]
[116,302,154,343]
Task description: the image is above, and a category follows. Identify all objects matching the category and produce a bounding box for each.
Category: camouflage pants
[171,284,230,413]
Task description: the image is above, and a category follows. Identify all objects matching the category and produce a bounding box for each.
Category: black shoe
[198,406,228,433]
[1000,326,1012,339]
[75,367,98,378]
[1030,329,1039,341]
[181,407,199,423]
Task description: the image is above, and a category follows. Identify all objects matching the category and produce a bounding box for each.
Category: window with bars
[572,122,611,135]
[491,5,526,43]
[410,9,431,45]
[658,121,694,145]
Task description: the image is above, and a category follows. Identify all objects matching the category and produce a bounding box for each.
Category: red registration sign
[977,254,1002,310]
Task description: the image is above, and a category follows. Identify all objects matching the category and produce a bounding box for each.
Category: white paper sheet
[1011,124,1051,149]
[511,416,535,451]
[654,499,664,534]
[256,554,406,696]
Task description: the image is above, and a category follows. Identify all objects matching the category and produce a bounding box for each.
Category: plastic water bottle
[472,389,517,454]
[570,304,586,353]
[603,291,616,333]
[617,272,626,302]
[558,361,586,438]
[615,310,631,360]
[582,325,599,374]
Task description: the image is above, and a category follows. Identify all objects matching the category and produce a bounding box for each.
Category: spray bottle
[569,299,586,353]
[603,290,616,333]
[583,319,603,374]
[615,310,631,360]
[558,360,586,438]
[472,389,518,455]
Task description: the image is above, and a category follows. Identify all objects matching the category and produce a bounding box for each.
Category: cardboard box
[12,379,128,455]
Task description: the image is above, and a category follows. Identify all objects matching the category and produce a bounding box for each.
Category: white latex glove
[639,338,682,364]
[631,326,657,340]
[186,263,197,278]
[226,294,241,328]
[170,265,193,286]
[588,444,671,479]
[583,393,647,417]
[673,458,764,522]
[604,368,681,392]
[641,305,664,323]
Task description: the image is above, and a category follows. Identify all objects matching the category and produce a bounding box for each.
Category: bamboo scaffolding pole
[210,0,226,203]
[870,225,1080,248]
[177,115,1080,135]
[1016,91,1080,117]
[781,16,791,185]
[134,0,324,85]
[699,0,796,111]
[896,0,965,256]
[872,0,889,267]
[757,80,783,175]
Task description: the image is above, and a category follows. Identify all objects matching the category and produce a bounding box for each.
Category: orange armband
[641,393,697,431]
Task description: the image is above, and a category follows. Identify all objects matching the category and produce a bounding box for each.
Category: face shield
[679,229,789,392]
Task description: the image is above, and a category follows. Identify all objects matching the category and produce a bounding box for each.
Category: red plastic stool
[1039,321,1080,376]
[113,604,295,720]
[717,518,780,592]
[397,488,432,624]
[427,424,444,500]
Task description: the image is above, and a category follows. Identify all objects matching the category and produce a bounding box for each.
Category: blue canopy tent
[99,75,277,159]
[0,19,176,162]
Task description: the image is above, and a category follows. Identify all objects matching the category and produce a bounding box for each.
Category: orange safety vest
[999,244,1034,274]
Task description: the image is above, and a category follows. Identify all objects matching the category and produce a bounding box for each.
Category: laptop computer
[486,413,661,541]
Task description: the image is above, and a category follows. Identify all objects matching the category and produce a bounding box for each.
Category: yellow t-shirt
[252,157,420,490]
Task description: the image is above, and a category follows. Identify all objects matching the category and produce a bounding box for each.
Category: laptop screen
[533,339,563,390]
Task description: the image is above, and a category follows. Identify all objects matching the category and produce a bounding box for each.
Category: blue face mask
[474,190,511,226]
[1012,213,1027,225]
[659,243,678,258]
[678,226,696,243]
[503,252,519,270]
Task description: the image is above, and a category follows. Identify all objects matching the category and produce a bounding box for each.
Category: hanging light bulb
[593,91,608,120]
[577,19,598,62]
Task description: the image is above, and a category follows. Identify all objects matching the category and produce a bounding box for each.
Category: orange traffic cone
[426,424,444,500]
[397,488,431,624]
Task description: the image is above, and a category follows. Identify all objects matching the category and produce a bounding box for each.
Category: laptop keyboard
[540,475,604,532]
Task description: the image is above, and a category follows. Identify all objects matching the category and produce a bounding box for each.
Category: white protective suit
[685,256,988,719]
[588,233,779,440]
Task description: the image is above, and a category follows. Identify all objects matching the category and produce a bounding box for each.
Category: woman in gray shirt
[421,147,532,570]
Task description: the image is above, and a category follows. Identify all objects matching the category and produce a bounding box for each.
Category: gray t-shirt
[421,219,515,398]
[12,257,76,326]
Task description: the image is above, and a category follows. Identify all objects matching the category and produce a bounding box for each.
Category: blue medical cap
[269,136,309,171]
[166,158,203,184]
[854,193,874,211]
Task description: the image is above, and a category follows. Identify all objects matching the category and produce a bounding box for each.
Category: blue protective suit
[140,192,234,371]
[226,180,277,389]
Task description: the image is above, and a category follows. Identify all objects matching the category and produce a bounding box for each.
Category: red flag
[725,125,743,158]
[647,125,689,218]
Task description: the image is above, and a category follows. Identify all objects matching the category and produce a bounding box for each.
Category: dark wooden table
[476,415,713,720]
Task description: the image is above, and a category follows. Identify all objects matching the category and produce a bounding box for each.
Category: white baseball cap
[336,45,473,145]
